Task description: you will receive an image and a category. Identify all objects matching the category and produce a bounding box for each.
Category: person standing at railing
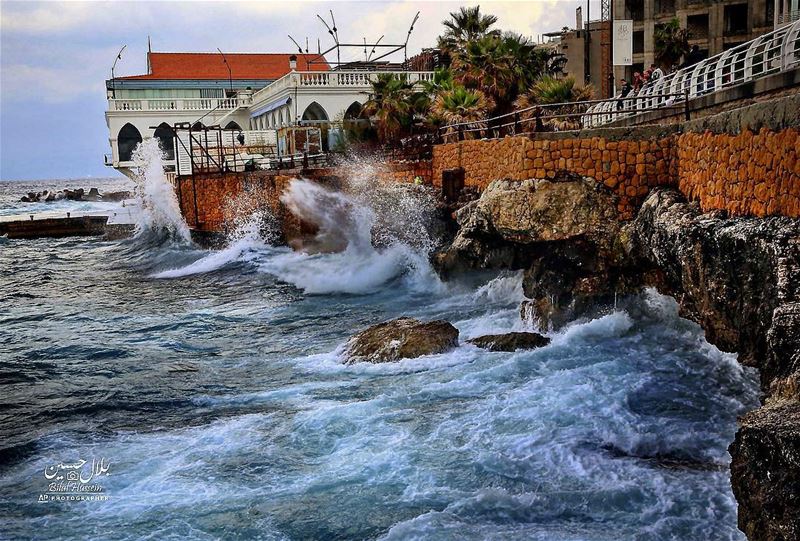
[633,72,644,93]
[617,78,632,110]
[649,64,664,81]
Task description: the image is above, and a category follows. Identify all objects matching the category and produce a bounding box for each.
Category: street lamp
[217,48,234,97]
[110,45,127,99]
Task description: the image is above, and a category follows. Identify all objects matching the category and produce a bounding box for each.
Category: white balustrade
[250,69,435,107]
[584,20,800,127]
[110,96,251,113]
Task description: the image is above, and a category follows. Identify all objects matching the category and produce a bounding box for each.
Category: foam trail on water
[131,139,191,242]
[258,178,443,295]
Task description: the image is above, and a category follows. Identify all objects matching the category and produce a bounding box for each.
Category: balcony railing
[585,19,800,127]
[108,96,252,112]
[250,70,435,106]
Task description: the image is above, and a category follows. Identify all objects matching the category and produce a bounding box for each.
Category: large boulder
[435,176,632,331]
[344,317,459,364]
[434,176,622,274]
[468,331,550,352]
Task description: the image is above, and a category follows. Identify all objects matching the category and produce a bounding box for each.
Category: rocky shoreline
[344,175,799,541]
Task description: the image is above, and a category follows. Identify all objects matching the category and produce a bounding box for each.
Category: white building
[105,50,434,177]
[105,51,329,177]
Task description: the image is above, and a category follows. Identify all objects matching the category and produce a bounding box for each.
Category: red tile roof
[117,52,329,81]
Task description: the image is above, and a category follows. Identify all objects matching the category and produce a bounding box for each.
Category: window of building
[117,123,142,162]
[624,0,644,21]
[765,1,775,26]
[687,14,709,39]
[200,88,224,99]
[633,31,645,54]
[724,3,749,35]
[153,123,175,161]
[655,0,675,15]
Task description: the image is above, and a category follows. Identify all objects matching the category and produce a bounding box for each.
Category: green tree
[451,32,542,115]
[431,85,493,131]
[362,73,415,142]
[654,18,691,69]
[515,75,594,131]
[438,5,500,54]
[520,75,594,105]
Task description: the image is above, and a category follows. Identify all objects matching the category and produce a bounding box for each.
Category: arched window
[301,101,329,122]
[343,101,362,119]
[278,108,284,126]
[225,121,242,130]
[117,123,142,162]
[153,123,175,161]
[191,121,205,131]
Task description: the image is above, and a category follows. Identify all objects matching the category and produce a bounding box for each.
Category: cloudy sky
[0,0,599,181]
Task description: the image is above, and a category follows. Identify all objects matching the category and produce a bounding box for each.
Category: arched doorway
[343,101,362,119]
[225,121,242,130]
[153,123,175,160]
[117,123,142,162]
[301,102,329,122]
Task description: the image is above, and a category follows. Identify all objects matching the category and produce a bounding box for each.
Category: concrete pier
[0,216,111,239]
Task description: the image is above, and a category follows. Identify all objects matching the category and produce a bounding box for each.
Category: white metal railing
[777,10,800,25]
[250,70,435,106]
[109,96,252,112]
[585,20,800,127]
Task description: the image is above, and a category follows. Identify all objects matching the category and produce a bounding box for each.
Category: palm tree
[421,68,454,95]
[438,5,499,54]
[362,73,414,142]
[515,76,594,131]
[431,85,493,138]
[654,18,690,69]
[451,32,540,116]
[521,75,594,105]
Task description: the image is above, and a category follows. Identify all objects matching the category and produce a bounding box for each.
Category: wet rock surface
[729,400,800,541]
[344,317,459,364]
[434,178,800,539]
[468,331,550,352]
[435,176,631,330]
[629,188,800,541]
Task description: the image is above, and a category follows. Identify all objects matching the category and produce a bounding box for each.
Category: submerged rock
[344,317,459,364]
[468,331,550,352]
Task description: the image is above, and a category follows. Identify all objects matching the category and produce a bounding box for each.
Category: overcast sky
[0,0,599,181]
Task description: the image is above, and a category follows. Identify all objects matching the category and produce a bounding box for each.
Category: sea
[0,149,760,541]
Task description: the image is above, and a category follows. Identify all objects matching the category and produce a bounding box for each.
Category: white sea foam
[130,139,191,242]
[256,178,443,295]
[152,210,273,279]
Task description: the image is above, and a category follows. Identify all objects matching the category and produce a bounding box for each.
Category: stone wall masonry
[433,128,679,220]
[677,128,800,217]
[431,93,800,220]
[176,160,433,236]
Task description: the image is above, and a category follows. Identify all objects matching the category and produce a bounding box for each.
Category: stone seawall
[433,130,678,219]
[432,94,800,220]
[175,160,432,237]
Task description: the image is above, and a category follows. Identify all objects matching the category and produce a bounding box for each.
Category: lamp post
[110,45,126,99]
[217,48,234,97]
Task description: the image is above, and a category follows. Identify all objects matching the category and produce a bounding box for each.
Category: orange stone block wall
[677,128,800,217]
[432,135,678,219]
[432,127,800,220]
